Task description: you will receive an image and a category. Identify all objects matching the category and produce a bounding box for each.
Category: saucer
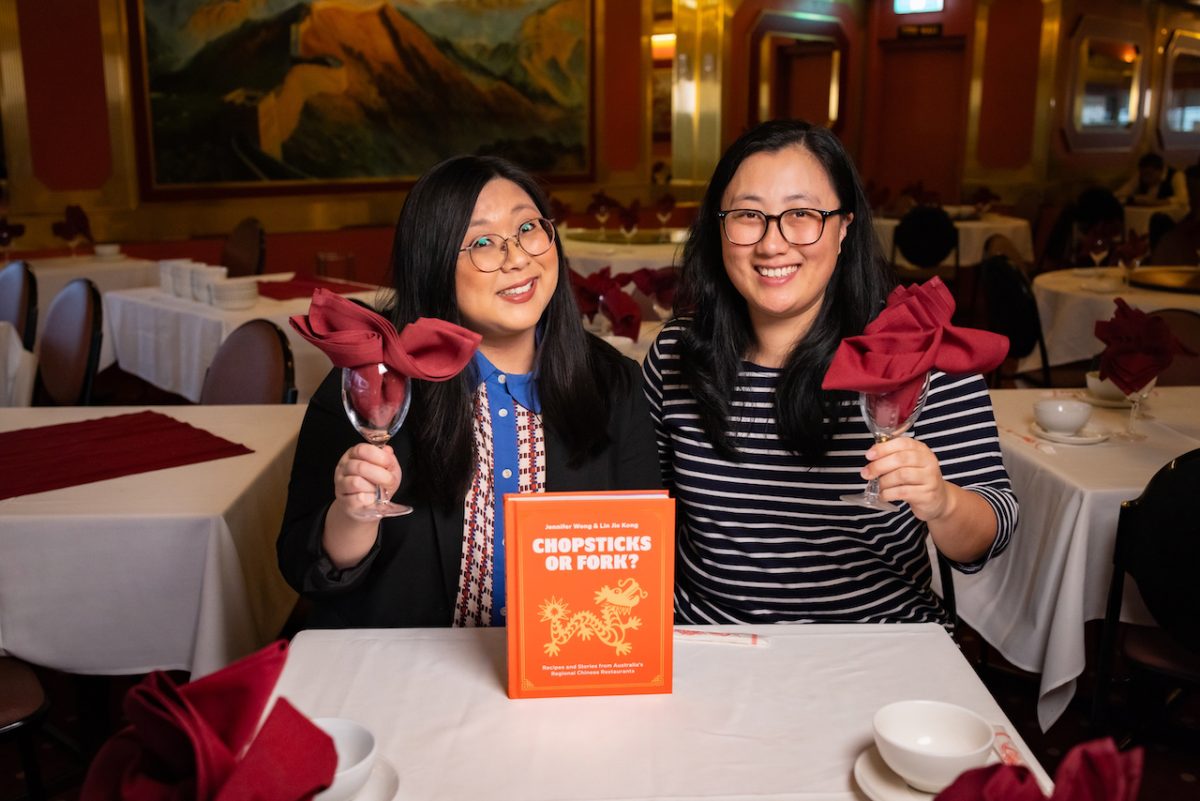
[853,746,936,800]
[1030,422,1109,445]
[1075,390,1132,409]
[354,757,399,801]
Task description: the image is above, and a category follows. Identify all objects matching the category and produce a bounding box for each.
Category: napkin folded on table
[81,641,336,801]
[1093,297,1194,396]
[822,278,1009,420]
[935,737,1142,801]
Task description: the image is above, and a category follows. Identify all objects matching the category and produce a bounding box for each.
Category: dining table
[0,320,35,406]
[272,624,1052,801]
[28,252,159,369]
[561,229,684,277]
[1123,201,1189,237]
[0,404,303,677]
[950,386,1200,731]
[103,275,388,403]
[1017,266,1200,373]
[872,211,1034,268]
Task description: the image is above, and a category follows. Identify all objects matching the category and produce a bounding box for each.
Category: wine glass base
[353,501,414,519]
[840,492,900,512]
[1111,431,1147,443]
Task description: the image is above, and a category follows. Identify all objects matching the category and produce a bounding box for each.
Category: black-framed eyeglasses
[458,217,556,273]
[717,207,846,247]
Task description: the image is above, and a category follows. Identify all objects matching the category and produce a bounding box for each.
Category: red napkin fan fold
[823,278,1009,416]
[935,737,1142,801]
[289,288,480,379]
[81,641,337,801]
[1094,297,1195,396]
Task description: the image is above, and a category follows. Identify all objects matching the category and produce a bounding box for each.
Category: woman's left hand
[863,436,951,521]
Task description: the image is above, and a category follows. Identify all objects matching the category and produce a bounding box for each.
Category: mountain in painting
[144,0,587,184]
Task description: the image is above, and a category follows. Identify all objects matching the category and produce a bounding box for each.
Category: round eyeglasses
[458,217,556,273]
[717,207,846,247]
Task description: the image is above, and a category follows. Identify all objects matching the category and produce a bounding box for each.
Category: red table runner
[0,410,253,500]
[257,276,369,301]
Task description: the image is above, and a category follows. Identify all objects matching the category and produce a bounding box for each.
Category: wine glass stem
[1127,399,1140,435]
[864,433,890,502]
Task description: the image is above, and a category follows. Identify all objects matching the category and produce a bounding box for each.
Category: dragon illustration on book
[538,578,648,656]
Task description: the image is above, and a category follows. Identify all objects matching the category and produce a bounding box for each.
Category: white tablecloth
[1018,267,1200,371]
[29,254,158,369]
[0,404,304,676]
[1124,202,1189,236]
[104,277,387,403]
[954,387,1200,731]
[561,232,683,277]
[0,321,35,406]
[273,625,1051,801]
[873,214,1034,268]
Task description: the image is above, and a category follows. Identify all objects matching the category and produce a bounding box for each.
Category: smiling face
[720,144,852,348]
[455,177,559,368]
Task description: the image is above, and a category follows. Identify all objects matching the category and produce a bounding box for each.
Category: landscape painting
[130,0,591,196]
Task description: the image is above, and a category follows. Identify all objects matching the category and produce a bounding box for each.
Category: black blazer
[277,350,662,629]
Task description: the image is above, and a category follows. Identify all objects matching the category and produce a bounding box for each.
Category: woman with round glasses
[279,155,661,629]
[643,119,1015,628]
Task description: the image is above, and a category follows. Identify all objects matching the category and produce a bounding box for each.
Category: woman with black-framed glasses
[642,119,1015,629]
[279,155,661,630]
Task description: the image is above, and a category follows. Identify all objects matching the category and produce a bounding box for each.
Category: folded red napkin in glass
[1094,297,1194,396]
[822,278,1009,417]
[569,268,643,340]
[935,737,1141,801]
[290,288,480,379]
[621,266,678,308]
[81,641,335,801]
[0,410,252,501]
[258,276,367,301]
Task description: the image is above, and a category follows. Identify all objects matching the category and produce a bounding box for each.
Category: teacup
[1033,399,1092,435]
[313,717,376,801]
[873,700,994,793]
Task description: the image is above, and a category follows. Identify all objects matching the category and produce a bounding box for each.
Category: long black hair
[675,119,892,460]
[387,155,625,507]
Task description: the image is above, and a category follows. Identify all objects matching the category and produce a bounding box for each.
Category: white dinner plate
[354,757,400,801]
[1030,422,1109,445]
[853,745,998,801]
[1074,390,1132,409]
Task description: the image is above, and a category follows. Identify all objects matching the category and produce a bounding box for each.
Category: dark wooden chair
[0,657,49,801]
[1091,448,1200,732]
[976,255,1052,387]
[34,278,102,405]
[199,319,297,404]
[220,217,266,278]
[0,260,38,350]
[1148,309,1200,386]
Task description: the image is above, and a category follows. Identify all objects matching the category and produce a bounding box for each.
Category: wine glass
[341,364,413,518]
[1112,377,1156,442]
[620,223,638,245]
[1088,241,1109,268]
[656,210,672,242]
[841,373,931,512]
[594,208,610,240]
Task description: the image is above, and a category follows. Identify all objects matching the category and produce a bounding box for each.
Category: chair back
[977,255,1051,386]
[894,205,958,270]
[199,319,297,404]
[35,278,101,405]
[1148,308,1200,386]
[220,217,265,278]
[0,260,37,350]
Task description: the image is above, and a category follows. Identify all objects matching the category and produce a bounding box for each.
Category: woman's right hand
[323,444,402,568]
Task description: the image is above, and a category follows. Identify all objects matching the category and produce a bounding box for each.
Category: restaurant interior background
[2,0,1200,283]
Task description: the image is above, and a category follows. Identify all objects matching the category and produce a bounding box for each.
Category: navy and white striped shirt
[642,321,1016,627]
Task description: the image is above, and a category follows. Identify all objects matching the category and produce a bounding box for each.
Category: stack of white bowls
[189,265,228,303]
[208,277,260,310]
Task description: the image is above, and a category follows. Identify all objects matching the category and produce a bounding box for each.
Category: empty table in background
[872,213,1033,268]
[0,321,35,406]
[1124,202,1188,237]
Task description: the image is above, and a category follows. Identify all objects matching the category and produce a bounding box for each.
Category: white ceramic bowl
[1086,370,1127,402]
[209,278,258,310]
[172,262,198,298]
[94,243,121,258]
[1033,398,1092,435]
[873,700,994,793]
[313,717,377,801]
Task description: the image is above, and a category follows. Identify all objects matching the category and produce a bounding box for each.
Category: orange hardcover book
[504,490,674,699]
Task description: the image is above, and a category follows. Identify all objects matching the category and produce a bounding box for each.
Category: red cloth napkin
[621,266,678,308]
[258,276,367,301]
[1094,298,1195,395]
[81,641,336,801]
[935,738,1142,801]
[289,288,480,378]
[601,285,642,340]
[822,278,1009,418]
[0,411,252,501]
[568,267,643,340]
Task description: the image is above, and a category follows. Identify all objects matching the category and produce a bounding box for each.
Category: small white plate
[853,745,998,801]
[1030,422,1109,445]
[353,757,399,801]
[1075,390,1132,409]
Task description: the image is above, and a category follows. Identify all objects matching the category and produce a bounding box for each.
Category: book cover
[504,490,674,699]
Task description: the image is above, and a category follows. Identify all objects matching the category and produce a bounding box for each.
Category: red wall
[976,0,1041,169]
